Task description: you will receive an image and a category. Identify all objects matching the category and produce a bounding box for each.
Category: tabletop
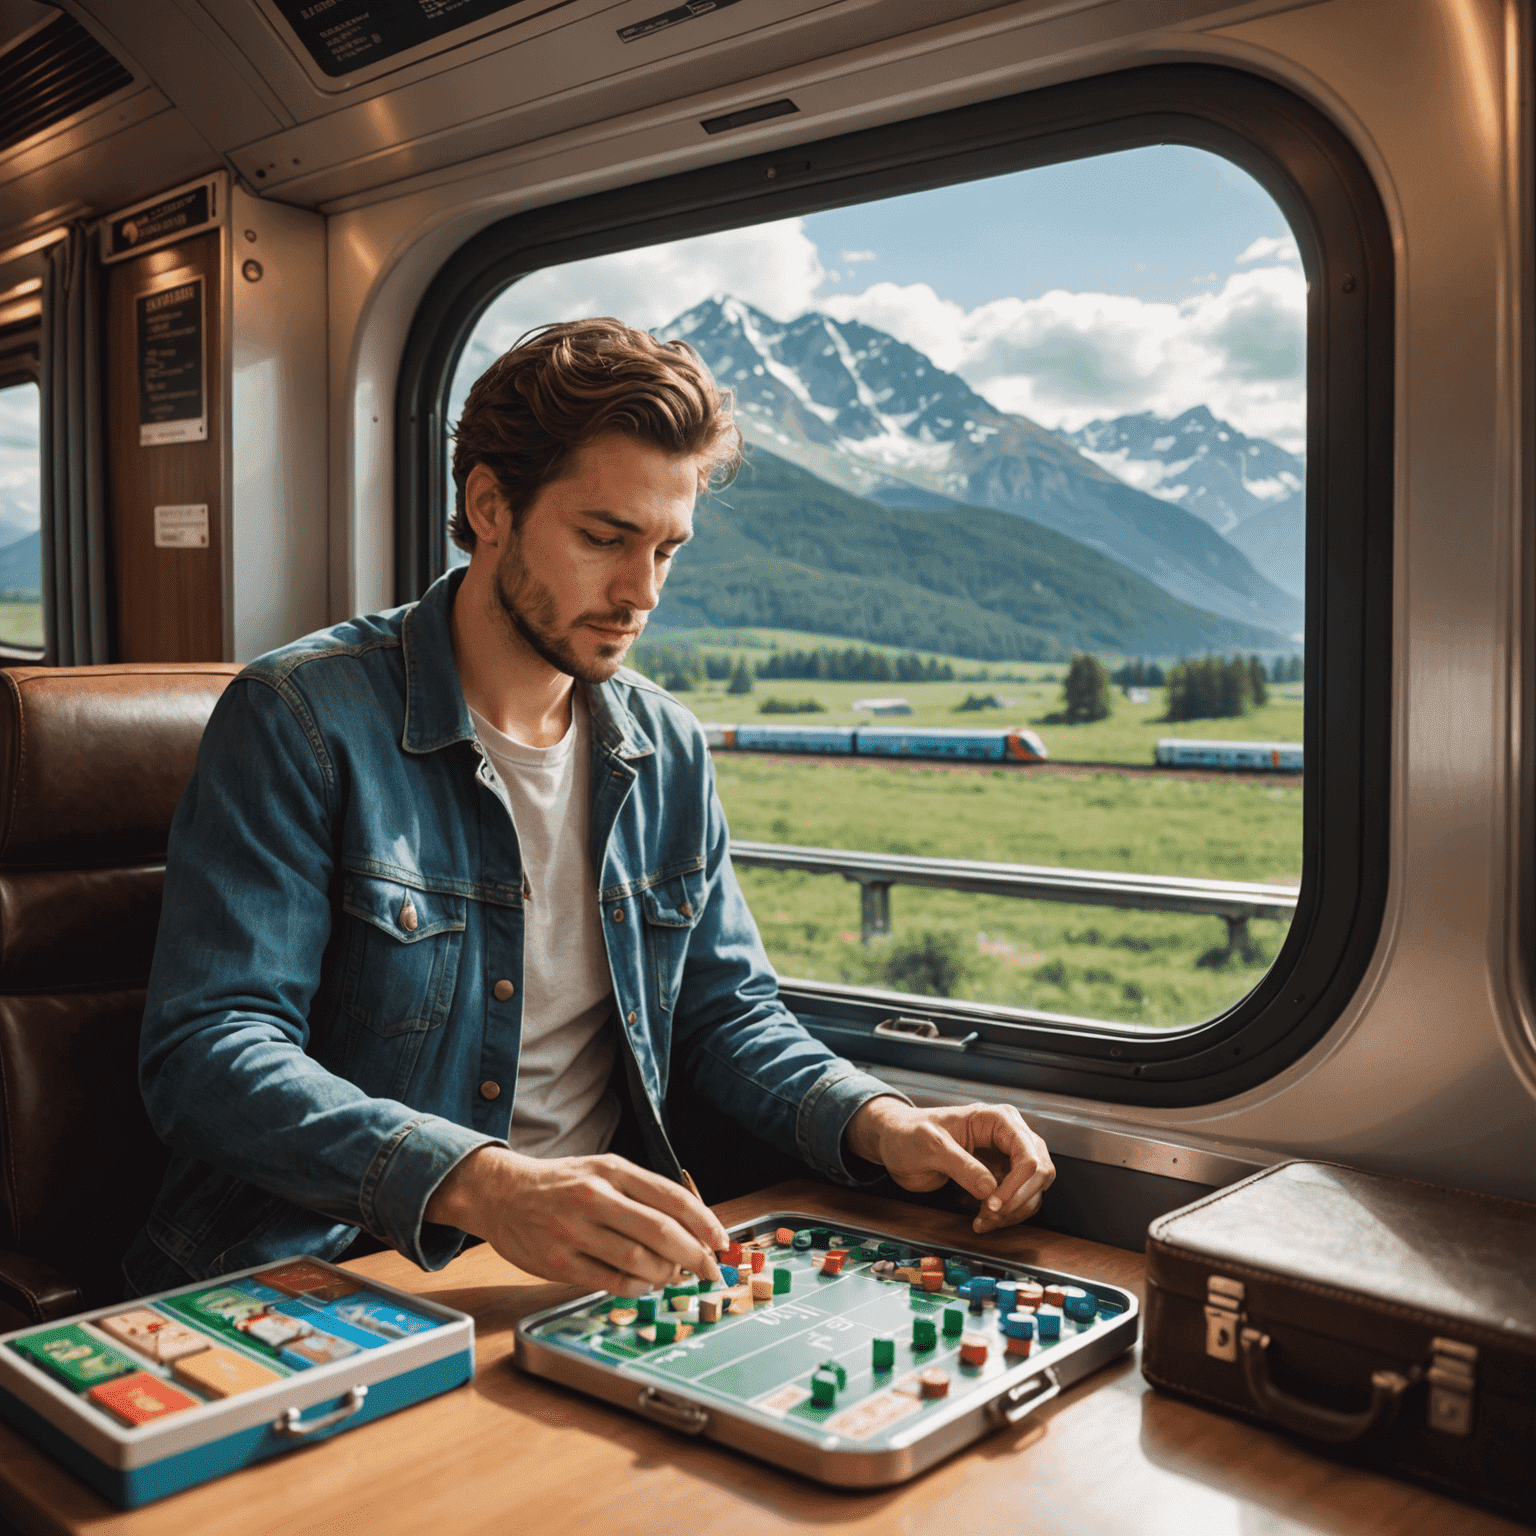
[0,1180,1523,1536]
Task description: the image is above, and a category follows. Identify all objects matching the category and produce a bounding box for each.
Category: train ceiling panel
[68,0,1015,207]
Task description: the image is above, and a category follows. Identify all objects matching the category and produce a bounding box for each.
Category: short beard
[492,533,639,684]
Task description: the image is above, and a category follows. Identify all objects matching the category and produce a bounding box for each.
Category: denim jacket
[124,569,896,1292]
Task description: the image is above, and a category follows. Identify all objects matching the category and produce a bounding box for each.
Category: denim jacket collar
[401,567,654,762]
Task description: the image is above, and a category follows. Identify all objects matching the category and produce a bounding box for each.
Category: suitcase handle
[1240,1328,1415,1443]
[272,1385,369,1438]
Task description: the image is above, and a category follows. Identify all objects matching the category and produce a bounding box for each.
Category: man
[126,319,1054,1297]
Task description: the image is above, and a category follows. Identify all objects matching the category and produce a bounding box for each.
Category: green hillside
[658,450,1292,661]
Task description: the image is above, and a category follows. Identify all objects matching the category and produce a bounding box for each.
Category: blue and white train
[700,723,1051,763]
[1154,738,1305,771]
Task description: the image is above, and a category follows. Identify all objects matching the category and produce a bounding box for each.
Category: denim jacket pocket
[340,873,466,1097]
[641,868,705,1014]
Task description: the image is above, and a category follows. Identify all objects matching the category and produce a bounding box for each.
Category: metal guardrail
[729,841,1299,958]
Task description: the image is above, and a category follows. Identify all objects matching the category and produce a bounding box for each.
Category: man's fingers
[968,1108,1043,1213]
[906,1123,998,1202]
[606,1159,728,1273]
[578,1223,690,1289]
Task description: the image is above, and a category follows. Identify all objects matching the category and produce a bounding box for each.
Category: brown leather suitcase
[1142,1161,1536,1522]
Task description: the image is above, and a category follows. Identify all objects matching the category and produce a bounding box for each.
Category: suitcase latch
[1205,1275,1245,1362]
[1427,1337,1477,1436]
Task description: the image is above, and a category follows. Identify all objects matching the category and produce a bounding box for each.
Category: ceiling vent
[0,12,133,157]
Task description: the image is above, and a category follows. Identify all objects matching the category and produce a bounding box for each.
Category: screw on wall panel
[242,260,263,283]
[244,229,257,243]
[1342,275,1356,292]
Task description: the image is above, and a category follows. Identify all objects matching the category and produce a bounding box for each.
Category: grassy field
[645,626,1302,766]
[0,601,41,649]
[715,757,1302,1028]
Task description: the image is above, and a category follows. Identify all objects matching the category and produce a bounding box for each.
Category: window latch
[872,1016,978,1052]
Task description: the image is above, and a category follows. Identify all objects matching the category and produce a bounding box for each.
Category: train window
[0,377,41,655]
[398,66,1392,1104]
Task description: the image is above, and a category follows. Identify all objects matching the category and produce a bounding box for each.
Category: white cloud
[822,257,1307,452]
[840,249,876,264]
[464,218,826,353]
[1237,234,1300,265]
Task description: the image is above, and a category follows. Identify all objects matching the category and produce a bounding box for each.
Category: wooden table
[0,1181,1523,1536]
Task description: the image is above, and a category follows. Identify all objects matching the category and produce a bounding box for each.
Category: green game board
[515,1213,1138,1488]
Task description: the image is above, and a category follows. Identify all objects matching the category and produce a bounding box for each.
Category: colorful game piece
[911,1318,936,1351]
[281,1329,360,1369]
[750,1276,774,1301]
[959,1335,989,1366]
[775,1227,795,1246]
[698,1295,723,1324]
[1042,1284,1066,1308]
[88,1371,199,1427]
[877,1242,900,1260]
[920,1270,944,1293]
[829,1234,854,1249]
[810,1373,837,1408]
[1001,1312,1035,1339]
[728,1294,754,1315]
[182,1286,268,1327]
[1062,1286,1097,1323]
[945,1261,970,1287]
[872,1337,895,1371]
[654,1319,677,1344]
[894,1266,921,1285]
[750,1251,766,1274]
[811,1229,832,1249]
[968,1296,985,1316]
[608,1307,638,1326]
[636,1297,657,1324]
[821,1360,848,1389]
[919,1255,943,1272]
[821,1253,845,1277]
[669,1296,694,1312]
[254,1262,360,1302]
[663,1282,696,1303]
[97,1309,209,1364]
[995,1281,1019,1315]
[173,1346,282,1400]
[635,1325,657,1344]
[943,1307,964,1336]
[970,1277,996,1300]
[240,1312,309,1349]
[1035,1308,1063,1340]
[896,1247,915,1265]
[1018,1282,1045,1310]
[718,1265,738,1287]
[772,1268,792,1295]
[850,1246,881,1263]
[724,1240,743,1266]
[870,1260,896,1280]
[919,1367,950,1399]
[1005,1335,1033,1358]
[792,1230,814,1249]
[11,1326,136,1391]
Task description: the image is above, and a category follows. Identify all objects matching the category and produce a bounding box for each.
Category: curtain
[39,223,109,665]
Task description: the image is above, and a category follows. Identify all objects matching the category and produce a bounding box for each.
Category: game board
[515,1213,1138,1486]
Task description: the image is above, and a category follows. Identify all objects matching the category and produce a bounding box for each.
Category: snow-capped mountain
[1062,407,1304,598]
[656,296,1301,636]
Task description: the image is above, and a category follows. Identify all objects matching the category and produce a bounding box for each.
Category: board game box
[516,1212,1138,1486]
[0,1257,473,1508]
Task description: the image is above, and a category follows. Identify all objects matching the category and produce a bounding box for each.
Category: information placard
[153,505,210,548]
[107,186,210,262]
[271,0,529,78]
[136,278,206,448]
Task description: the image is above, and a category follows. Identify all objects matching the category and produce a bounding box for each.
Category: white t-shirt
[469,694,620,1161]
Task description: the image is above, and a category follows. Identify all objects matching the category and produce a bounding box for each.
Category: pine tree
[1248,655,1268,707]
[1061,654,1112,722]
[728,658,754,695]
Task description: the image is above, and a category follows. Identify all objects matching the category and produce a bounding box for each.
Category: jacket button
[627,1010,636,1024]
[612,908,624,922]
[493,979,515,1002]
[399,902,418,932]
[479,1080,501,1100]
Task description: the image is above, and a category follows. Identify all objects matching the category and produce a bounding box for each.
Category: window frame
[394,62,1394,1107]
[0,338,43,664]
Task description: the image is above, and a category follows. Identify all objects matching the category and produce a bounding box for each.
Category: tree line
[628,640,954,694]
[1062,651,1300,722]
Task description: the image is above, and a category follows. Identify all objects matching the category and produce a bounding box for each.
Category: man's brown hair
[449,317,741,551]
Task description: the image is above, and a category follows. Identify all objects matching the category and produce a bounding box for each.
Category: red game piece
[750,1251,766,1274]
[959,1335,989,1366]
[1005,1334,1033,1358]
[919,1367,950,1398]
[920,1271,944,1292]
[723,1241,743,1267]
[88,1371,198,1427]
[774,1227,795,1246]
[1042,1284,1066,1308]
[918,1255,943,1272]
[821,1253,845,1276]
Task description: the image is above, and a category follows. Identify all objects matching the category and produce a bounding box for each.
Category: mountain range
[655,296,1303,638]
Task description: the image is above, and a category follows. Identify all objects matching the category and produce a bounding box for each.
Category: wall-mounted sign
[137,276,207,447]
[102,176,221,265]
[270,0,530,78]
[153,505,210,548]
[619,0,750,43]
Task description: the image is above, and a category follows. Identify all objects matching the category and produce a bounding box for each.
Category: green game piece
[792,1229,814,1249]
[810,1228,831,1249]
[912,1318,937,1351]
[821,1359,848,1389]
[773,1267,792,1294]
[663,1282,696,1302]
[810,1373,837,1408]
[943,1307,964,1336]
[636,1297,657,1323]
[830,1233,853,1249]
[872,1337,895,1371]
[897,1247,914,1265]
[851,1246,880,1263]
[12,1325,135,1391]
[696,1278,714,1293]
[654,1319,677,1344]
[877,1242,900,1260]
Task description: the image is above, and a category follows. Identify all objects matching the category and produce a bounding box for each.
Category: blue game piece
[995,1281,1018,1315]
[1036,1309,1062,1340]
[955,1280,974,1300]
[1062,1287,1098,1323]
[1001,1312,1035,1340]
[970,1277,995,1300]
[719,1265,738,1287]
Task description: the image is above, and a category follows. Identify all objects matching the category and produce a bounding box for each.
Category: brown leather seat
[0,663,242,1330]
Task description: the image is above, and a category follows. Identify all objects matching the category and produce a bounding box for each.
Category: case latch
[1426,1337,1477,1436]
[1205,1275,1245,1362]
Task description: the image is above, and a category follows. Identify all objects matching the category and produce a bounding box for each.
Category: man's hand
[845,1098,1055,1234]
[425,1146,729,1295]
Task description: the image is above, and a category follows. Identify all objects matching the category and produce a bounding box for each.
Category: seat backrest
[0,663,242,1313]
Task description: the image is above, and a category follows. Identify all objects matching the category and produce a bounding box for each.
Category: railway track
[709,749,1303,787]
